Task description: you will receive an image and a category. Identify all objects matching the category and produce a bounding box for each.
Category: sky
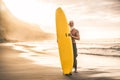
[2,0,120,40]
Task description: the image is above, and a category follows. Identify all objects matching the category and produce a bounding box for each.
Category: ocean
[77,41,120,57]
[1,39,120,58]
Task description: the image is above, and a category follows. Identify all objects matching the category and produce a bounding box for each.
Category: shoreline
[1,42,120,80]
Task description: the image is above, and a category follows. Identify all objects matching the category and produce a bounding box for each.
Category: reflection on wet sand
[1,42,120,80]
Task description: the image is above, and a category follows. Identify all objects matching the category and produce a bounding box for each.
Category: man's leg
[73,56,77,71]
[73,43,78,72]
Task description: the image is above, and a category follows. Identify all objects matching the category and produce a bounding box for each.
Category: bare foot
[74,71,78,73]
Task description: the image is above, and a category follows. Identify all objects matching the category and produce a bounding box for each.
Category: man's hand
[68,33,72,36]
[68,33,74,37]
[68,33,80,40]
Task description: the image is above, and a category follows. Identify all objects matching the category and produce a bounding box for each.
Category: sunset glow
[3,0,120,40]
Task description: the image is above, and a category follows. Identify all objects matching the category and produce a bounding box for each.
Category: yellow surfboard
[56,7,73,74]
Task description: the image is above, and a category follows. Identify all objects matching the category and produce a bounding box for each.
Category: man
[69,20,80,73]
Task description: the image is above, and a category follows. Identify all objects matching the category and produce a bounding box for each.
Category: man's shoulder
[72,28,79,32]
[71,28,79,35]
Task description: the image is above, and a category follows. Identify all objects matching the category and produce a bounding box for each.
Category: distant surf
[78,41,120,57]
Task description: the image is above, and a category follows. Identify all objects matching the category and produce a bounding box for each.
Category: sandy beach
[0,41,120,80]
[1,0,120,80]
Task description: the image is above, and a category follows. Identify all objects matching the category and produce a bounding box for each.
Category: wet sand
[0,42,120,80]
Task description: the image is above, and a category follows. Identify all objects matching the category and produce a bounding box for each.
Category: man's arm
[71,33,80,40]
[71,30,80,40]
